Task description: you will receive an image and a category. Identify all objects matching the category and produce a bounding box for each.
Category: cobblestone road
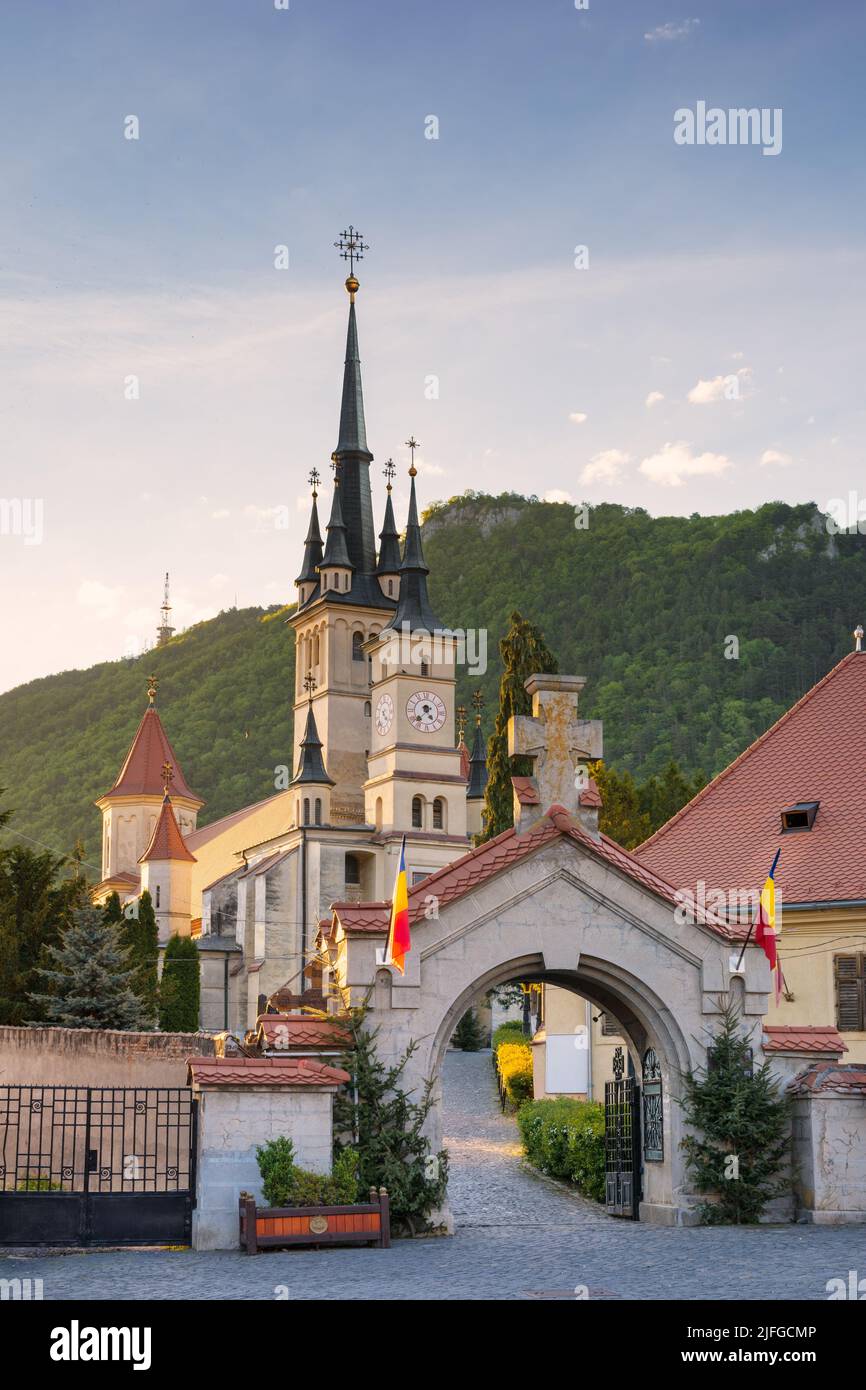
[2,1051,862,1300]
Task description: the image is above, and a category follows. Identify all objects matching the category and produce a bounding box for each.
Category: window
[835,954,866,1031]
[345,853,361,886]
[387,579,393,596]
[364,700,371,717]
[432,797,445,831]
[411,796,423,829]
[420,661,429,677]
[600,1013,620,1036]
[155,885,161,909]
[411,870,430,886]
[303,798,310,826]
[781,801,819,833]
[314,798,322,824]
[352,632,365,661]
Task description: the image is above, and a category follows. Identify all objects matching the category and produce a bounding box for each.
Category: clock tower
[364,451,468,884]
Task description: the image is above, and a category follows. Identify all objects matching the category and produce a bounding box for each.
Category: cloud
[760,449,793,467]
[77,580,124,620]
[639,441,732,487]
[645,391,665,408]
[211,508,231,520]
[687,367,751,404]
[568,411,588,424]
[543,488,573,504]
[580,449,631,485]
[644,19,699,42]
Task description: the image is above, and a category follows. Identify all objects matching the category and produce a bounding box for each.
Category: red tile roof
[324,805,736,941]
[512,776,540,806]
[256,1014,350,1050]
[763,1025,848,1055]
[187,1056,349,1087]
[637,652,866,906]
[579,778,603,809]
[789,1062,866,1095]
[103,706,202,805]
[139,794,197,864]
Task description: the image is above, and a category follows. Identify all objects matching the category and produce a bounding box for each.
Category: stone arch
[423,953,692,1223]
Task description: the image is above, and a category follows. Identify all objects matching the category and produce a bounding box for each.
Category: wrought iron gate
[0,1086,196,1247]
[604,1048,641,1218]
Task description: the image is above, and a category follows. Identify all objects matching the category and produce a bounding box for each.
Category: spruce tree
[120,891,160,1027]
[481,611,559,840]
[158,934,200,1032]
[452,1008,485,1051]
[28,904,147,1030]
[333,1008,449,1234]
[0,844,89,1024]
[680,1002,791,1224]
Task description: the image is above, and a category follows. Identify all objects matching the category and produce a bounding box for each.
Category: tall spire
[296,469,324,588]
[331,226,376,574]
[390,441,441,632]
[320,466,354,571]
[467,691,488,801]
[376,459,402,576]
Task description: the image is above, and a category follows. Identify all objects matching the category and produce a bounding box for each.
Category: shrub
[158,934,200,1032]
[492,1020,526,1056]
[256,1137,360,1208]
[517,1097,606,1202]
[452,1008,485,1050]
[495,1040,534,1106]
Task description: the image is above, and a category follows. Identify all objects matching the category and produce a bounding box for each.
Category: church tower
[364,449,468,866]
[287,229,396,825]
[95,675,203,897]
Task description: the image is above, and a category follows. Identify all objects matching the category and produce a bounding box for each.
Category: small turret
[318,465,355,595]
[296,470,324,607]
[138,765,197,941]
[291,676,334,826]
[389,442,441,634]
[376,459,402,601]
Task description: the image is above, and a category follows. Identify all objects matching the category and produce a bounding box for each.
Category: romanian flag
[384,836,411,975]
[755,848,783,1004]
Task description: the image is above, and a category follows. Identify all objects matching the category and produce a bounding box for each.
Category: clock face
[375,694,394,736]
[406,690,446,734]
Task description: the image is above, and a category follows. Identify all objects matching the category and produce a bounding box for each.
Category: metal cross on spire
[473,689,485,723]
[456,704,467,743]
[405,436,420,476]
[383,458,396,491]
[161,761,174,794]
[304,671,317,700]
[147,673,158,706]
[334,225,369,278]
[308,467,320,497]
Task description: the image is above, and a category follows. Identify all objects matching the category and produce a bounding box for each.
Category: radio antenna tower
[156,572,175,647]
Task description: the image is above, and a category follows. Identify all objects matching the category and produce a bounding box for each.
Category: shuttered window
[835,954,866,1031]
[601,1013,621,1036]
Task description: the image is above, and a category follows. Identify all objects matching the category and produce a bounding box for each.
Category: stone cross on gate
[508,674,603,832]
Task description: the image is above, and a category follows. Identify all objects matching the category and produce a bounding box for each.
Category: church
[93,236,489,1033]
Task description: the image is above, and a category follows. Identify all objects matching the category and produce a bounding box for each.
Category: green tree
[158,934,201,1032]
[481,611,559,840]
[333,1008,449,1235]
[0,844,89,1024]
[590,761,650,850]
[120,891,159,1026]
[452,1008,485,1051]
[680,1003,790,1224]
[28,904,147,1030]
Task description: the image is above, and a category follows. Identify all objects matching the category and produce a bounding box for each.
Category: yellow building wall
[765,905,866,1064]
[187,791,295,920]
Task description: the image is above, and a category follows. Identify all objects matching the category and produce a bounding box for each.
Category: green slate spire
[291,689,335,787]
[296,469,324,587]
[376,460,402,576]
[320,469,354,572]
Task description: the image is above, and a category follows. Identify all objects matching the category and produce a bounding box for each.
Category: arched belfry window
[352,631,365,662]
[411,796,423,829]
[314,798,322,824]
[432,797,445,831]
[642,1048,663,1162]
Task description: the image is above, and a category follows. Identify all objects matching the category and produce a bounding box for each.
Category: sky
[0,0,864,692]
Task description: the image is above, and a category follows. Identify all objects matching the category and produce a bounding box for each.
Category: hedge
[516,1097,606,1202]
[492,1021,526,1056]
[495,1039,534,1106]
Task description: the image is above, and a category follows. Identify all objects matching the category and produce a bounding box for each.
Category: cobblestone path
[1,1050,861,1300]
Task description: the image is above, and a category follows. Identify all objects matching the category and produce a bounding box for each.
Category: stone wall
[191,1084,335,1250]
[791,1064,866,1224]
[0,1026,215,1088]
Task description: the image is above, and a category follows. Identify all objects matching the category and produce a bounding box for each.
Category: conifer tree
[452,1007,485,1051]
[158,934,200,1032]
[333,1008,449,1234]
[481,611,559,840]
[0,843,89,1024]
[120,891,160,1026]
[680,1002,790,1224]
[29,904,146,1030]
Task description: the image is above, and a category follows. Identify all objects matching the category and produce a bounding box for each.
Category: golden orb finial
[345,273,360,301]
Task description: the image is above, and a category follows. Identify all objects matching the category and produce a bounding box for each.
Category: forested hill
[2,495,863,872]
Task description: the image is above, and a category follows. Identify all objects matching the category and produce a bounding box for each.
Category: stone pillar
[187,1056,348,1250]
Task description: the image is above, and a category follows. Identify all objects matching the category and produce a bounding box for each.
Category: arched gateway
[319,676,771,1227]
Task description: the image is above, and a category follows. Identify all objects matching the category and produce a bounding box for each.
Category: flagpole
[735,847,781,972]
